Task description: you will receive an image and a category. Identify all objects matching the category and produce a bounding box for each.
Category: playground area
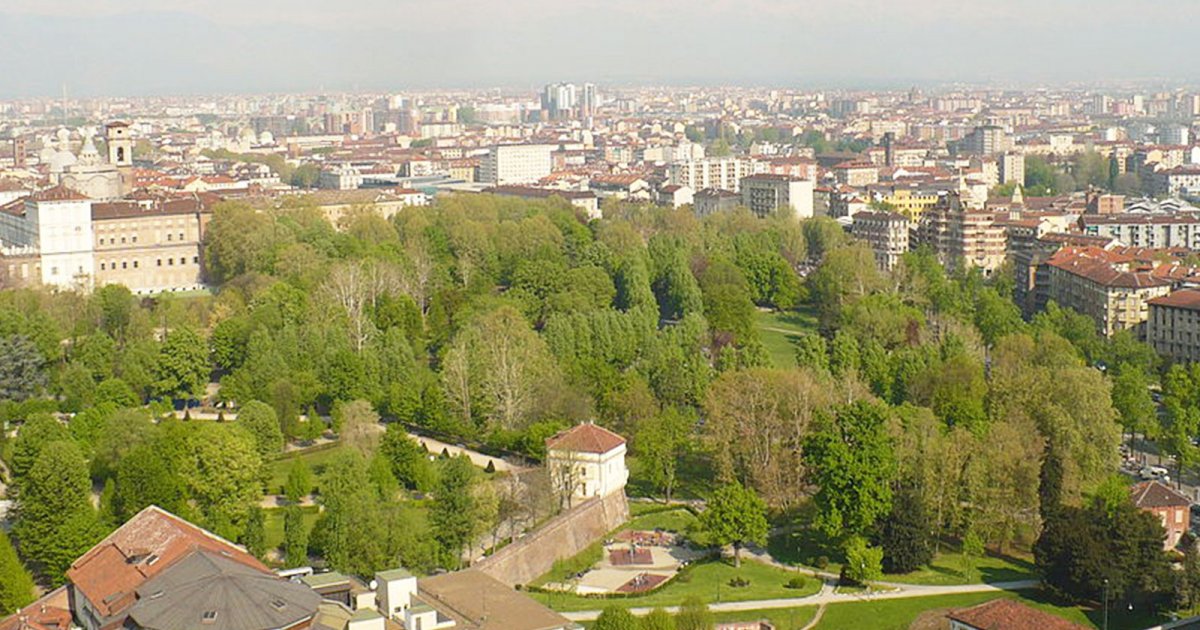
[542,529,706,595]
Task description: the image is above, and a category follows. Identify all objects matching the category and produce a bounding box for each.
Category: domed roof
[77,136,101,166]
[128,550,320,630]
[48,148,77,173]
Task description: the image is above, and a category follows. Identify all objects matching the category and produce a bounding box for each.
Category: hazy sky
[0,0,1197,97]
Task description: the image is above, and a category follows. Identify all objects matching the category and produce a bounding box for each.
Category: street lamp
[1103,578,1109,630]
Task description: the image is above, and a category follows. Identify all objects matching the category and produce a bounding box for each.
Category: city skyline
[3,0,1200,97]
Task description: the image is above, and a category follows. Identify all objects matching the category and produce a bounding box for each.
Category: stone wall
[474,491,629,587]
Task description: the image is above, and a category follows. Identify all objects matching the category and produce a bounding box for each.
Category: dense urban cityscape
[5,2,1200,630]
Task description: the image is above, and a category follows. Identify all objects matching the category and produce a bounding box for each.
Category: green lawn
[266,443,347,495]
[532,559,820,612]
[262,505,320,555]
[754,307,820,369]
[581,606,819,630]
[769,513,1036,586]
[814,591,1166,630]
[625,506,699,534]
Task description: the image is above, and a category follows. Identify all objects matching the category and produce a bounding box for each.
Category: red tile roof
[66,506,267,622]
[0,587,72,630]
[29,185,88,202]
[1149,288,1200,311]
[947,598,1089,630]
[1131,480,1191,509]
[545,423,625,454]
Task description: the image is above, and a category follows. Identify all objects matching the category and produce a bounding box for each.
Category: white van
[1140,465,1170,482]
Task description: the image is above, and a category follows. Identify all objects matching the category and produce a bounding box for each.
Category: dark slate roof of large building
[128,550,321,630]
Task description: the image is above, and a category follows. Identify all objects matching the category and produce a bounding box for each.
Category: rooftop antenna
[61,83,68,124]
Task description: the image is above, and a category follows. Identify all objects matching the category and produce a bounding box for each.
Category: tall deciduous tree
[700,482,768,567]
[283,505,309,568]
[634,407,692,502]
[805,401,895,539]
[155,327,209,399]
[238,400,285,457]
[430,455,479,567]
[13,441,95,584]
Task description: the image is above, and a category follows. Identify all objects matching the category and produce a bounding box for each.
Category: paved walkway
[410,434,518,472]
[559,578,1039,621]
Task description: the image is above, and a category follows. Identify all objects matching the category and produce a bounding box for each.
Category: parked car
[1140,465,1170,481]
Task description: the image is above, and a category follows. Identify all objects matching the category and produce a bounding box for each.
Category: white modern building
[739,174,814,219]
[668,157,761,192]
[479,144,556,185]
[545,423,628,506]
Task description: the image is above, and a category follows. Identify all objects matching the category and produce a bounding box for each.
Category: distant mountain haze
[0,0,1196,97]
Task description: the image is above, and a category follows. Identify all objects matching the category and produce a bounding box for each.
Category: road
[558,579,1039,621]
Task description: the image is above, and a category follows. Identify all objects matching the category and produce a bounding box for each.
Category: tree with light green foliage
[640,608,676,630]
[238,400,285,457]
[0,530,34,615]
[283,505,309,567]
[843,536,884,586]
[675,597,714,630]
[283,458,313,503]
[700,482,768,567]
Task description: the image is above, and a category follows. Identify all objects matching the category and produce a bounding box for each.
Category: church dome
[48,148,77,173]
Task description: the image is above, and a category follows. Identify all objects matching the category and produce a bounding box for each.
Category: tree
[593,606,640,630]
[283,505,309,567]
[9,414,70,484]
[314,451,389,576]
[805,402,896,539]
[176,423,263,541]
[641,608,676,630]
[700,482,768,567]
[703,368,831,508]
[430,455,479,567]
[238,400,284,457]
[675,596,714,630]
[843,536,884,586]
[635,407,691,502]
[793,333,829,374]
[379,424,437,492]
[155,327,209,399]
[115,443,185,520]
[0,335,46,402]
[242,507,267,560]
[961,528,984,581]
[12,441,94,584]
[878,483,933,574]
[699,260,756,342]
[334,399,380,456]
[0,530,34,615]
[284,458,314,503]
[1111,365,1156,443]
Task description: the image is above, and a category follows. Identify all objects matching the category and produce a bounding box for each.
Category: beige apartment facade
[1147,289,1200,363]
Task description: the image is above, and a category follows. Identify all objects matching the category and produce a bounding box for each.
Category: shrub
[785,576,807,589]
[815,555,830,570]
[728,577,750,588]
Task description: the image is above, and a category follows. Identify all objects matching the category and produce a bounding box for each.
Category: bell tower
[105,121,132,167]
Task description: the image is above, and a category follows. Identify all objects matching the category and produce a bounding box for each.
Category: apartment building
[831,161,880,186]
[868,185,940,221]
[739,174,813,219]
[479,144,556,185]
[1151,166,1200,199]
[693,188,741,217]
[852,211,910,271]
[1080,213,1200,249]
[1044,248,1171,337]
[999,152,1025,185]
[914,193,1006,275]
[957,125,1012,156]
[1147,288,1200,363]
[668,157,760,192]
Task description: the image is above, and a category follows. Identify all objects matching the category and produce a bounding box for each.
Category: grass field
[625,505,699,534]
[754,307,820,368]
[533,558,821,612]
[265,443,347,495]
[581,606,819,629]
[262,505,320,555]
[813,591,1165,630]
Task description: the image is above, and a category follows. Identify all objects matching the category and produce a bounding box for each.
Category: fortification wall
[474,491,629,587]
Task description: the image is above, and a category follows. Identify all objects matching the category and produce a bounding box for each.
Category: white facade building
[739,174,814,219]
[545,423,628,505]
[0,186,95,290]
[668,158,761,192]
[480,144,555,185]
